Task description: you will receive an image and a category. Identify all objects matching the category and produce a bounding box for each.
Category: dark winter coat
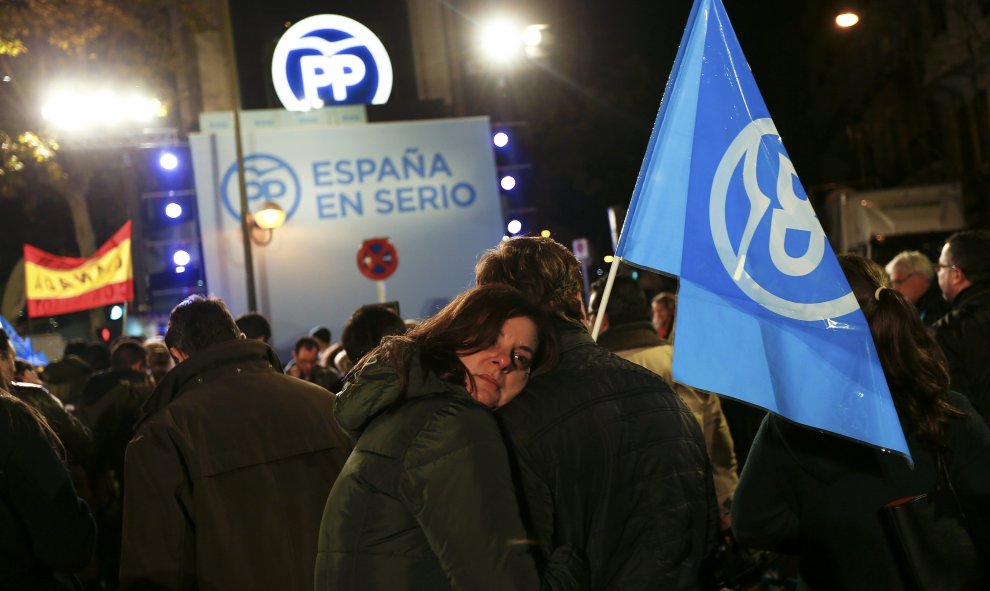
[732,392,990,590]
[315,351,588,591]
[119,339,352,591]
[0,392,96,590]
[932,284,990,421]
[74,369,153,482]
[10,381,92,464]
[495,319,718,590]
[914,279,951,327]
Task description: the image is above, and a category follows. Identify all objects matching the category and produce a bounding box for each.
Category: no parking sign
[357,238,399,280]
[357,238,399,303]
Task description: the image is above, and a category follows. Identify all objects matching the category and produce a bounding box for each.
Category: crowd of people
[0,230,988,591]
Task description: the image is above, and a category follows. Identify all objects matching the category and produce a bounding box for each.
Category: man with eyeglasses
[931,230,990,422]
[884,250,950,326]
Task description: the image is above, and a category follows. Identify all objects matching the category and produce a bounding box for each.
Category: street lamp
[248,202,287,245]
[478,19,549,64]
[835,11,860,28]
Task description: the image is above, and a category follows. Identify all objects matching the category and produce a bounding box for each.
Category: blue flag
[615,0,909,459]
[0,315,49,367]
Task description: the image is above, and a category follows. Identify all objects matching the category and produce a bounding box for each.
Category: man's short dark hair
[946,230,990,286]
[590,276,650,326]
[342,304,407,364]
[111,340,148,372]
[235,312,272,342]
[63,339,88,358]
[476,236,585,321]
[309,326,331,345]
[294,336,319,356]
[82,343,111,372]
[166,296,241,354]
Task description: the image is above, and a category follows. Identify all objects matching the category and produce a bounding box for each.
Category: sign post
[357,237,399,303]
[572,237,591,300]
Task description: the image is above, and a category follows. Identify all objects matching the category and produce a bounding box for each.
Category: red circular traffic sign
[357,238,399,280]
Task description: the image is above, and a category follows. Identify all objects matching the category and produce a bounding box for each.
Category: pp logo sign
[709,119,858,321]
[272,14,393,111]
[221,154,301,224]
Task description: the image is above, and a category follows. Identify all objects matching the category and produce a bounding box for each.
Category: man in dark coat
[0,329,91,464]
[119,296,353,591]
[476,237,718,590]
[0,391,96,589]
[75,340,154,481]
[74,339,155,589]
[932,230,990,422]
[285,335,343,393]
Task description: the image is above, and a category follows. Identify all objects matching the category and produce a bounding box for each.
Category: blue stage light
[172,249,191,266]
[164,202,183,219]
[159,151,179,171]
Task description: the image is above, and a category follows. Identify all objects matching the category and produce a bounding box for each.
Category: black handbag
[881,453,984,591]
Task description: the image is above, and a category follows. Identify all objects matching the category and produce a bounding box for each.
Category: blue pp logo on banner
[272,14,393,111]
[709,119,858,321]
[221,154,301,224]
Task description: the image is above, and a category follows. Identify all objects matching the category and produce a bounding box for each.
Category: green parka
[315,351,587,591]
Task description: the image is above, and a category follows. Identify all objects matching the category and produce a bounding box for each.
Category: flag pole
[591,255,623,341]
[122,301,129,337]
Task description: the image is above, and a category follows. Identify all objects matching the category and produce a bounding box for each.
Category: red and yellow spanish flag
[24,221,134,318]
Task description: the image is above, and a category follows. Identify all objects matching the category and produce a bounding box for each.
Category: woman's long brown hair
[356,283,557,395]
[838,254,963,450]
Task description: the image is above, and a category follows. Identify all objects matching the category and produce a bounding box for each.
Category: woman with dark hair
[0,390,96,589]
[732,254,990,590]
[315,284,586,590]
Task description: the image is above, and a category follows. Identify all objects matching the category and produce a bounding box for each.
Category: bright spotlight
[507,219,522,235]
[500,175,517,191]
[159,151,179,170]
[175,265,186,274]
[109,305,124,321]
[41,86,165,132]
[164,202,183,219]
[522,25,546,48]
[835,12,860,28]
[493,132,509,148]
[540,229,551,238]
[172,249,191,267]
[479,19,523,62]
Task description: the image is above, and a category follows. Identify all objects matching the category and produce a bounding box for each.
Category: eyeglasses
[935,263,958,272]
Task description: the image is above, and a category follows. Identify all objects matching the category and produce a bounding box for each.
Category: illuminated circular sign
[272,14,393,111]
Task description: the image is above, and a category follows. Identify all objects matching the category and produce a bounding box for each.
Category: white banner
[190,116,503,357]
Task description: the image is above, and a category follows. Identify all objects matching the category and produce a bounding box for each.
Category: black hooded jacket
[933,284,990,421]
[495,319,718,590]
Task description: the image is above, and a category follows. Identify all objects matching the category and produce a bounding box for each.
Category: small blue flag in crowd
[615,0,909,459]
[0,314,49,367]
